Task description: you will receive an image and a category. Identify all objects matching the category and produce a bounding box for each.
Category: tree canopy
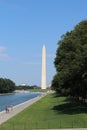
[0,78,15,93]
[51,20,87,101]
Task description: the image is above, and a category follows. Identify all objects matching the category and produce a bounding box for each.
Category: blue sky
[0,0,87,86]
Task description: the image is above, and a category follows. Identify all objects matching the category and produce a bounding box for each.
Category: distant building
[20,83,27,86]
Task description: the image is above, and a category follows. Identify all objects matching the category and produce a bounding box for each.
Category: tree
[51,20,87,101]
[0,78,15,93]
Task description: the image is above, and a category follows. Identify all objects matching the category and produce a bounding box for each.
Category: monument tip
[43,44,45,47]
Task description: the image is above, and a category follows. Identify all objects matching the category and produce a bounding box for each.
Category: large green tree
[0,78,16,93]
[52,20,87,101]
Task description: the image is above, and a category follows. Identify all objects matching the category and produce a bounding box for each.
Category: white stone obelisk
[41,45,46,89]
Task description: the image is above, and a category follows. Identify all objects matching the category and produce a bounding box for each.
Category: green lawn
[1,94,87,130]
[29,88,48,92]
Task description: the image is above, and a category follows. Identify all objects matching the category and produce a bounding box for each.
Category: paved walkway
[0,93,45,125]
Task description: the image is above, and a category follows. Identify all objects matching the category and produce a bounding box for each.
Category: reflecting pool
[0,92,40,112]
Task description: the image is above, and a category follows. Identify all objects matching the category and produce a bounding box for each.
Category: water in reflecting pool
[0,93,40,112]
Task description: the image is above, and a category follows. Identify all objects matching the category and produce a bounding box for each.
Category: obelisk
[41,45,46,89]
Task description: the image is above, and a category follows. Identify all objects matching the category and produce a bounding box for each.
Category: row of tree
[16,85,40,90]
[51,20,87,102]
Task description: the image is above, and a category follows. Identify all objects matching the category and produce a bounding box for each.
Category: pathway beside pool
[0,93,45,125]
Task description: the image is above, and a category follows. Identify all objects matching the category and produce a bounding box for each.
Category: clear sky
[0,0,87,86]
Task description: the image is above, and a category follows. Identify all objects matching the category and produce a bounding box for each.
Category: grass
[28,88,48,92]
[1,94,87,129]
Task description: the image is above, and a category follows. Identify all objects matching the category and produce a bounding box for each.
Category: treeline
[51,20,87,102]
[16,85,40,90]
[0,78,15,93]
[0,78,40,93]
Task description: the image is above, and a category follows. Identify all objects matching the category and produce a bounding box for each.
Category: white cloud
[0,46,10,61]
[0,53,10,61]
[0,1,26,11]
[0,46,6,52]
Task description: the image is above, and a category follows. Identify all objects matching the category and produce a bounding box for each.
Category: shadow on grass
[52,98,87,115]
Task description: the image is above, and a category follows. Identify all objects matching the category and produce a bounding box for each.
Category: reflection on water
[0,93,40,112]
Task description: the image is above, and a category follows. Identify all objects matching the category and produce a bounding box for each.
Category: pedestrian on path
[5,106,9,113]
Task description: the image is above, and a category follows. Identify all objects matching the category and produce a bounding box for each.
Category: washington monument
[41,45,46,89]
